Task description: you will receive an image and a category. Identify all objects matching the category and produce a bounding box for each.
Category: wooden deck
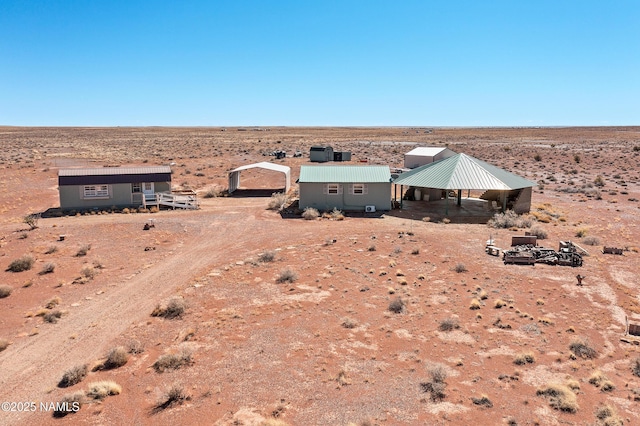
[143,191,199,210]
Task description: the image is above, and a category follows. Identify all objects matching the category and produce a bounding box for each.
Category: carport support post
[502,191,507,212]
[445,190,449,215]
[400,185,403,209]
[457,190,462,206]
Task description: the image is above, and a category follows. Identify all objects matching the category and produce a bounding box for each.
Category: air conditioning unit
[365,205,376,213]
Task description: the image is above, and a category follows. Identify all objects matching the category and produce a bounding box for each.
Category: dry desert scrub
[39,262,55,275]
[153,347,194,373]
[471,395,493,408]
[86,381,121,400]
[100,346,129,370]
[536,383,578,413]
[267,193,290,211]
[514,352,536,365]
[438,318,460,332]
[276,268,297,284]
[488,210,532,229]
[595,404,623,426]
[302,207,319,220]
[469,298,481,310]
[258,250,276,263]
[0,285,13,298]
[388,297,404,313]
[75,244,91,257]
[569,337,597,359]
[58,364,88,388]
[52,391,84,418]
[152,296,187,319]
[420,365,447,402]
[6,255,34,272]
[153,384,190,412]
[632,356,640,377]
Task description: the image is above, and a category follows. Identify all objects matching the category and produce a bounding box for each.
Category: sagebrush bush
[471,395,493,407]
[341,317,358,329]
[469,298,481,310]
[75,244,91,257]
[632,356,640,378]
[454,263,467,273]
[267,193,290,211]
[152,296,187,319]
[388,297,404,313]
[58,364,88,388]
[53,391,84,418]
[276,268,297,284]
[7,255,34,272]
[438,318,460,332]
[154,384,189,411]
[86,381,121,400]
[421,365,447,401]
[258,251,276,263]
[514,352,536,365]
[302,207,319,220]
[43,310,63,323]
[582,236,600,246]
[488,210,532,229]
[153,347,193,373]
[528,225,548,240]
[103,346,129,370]
[203,185,224,198]
[569,338,597,359]
[40,262,56,275]
[536,383,578,413]
[0,285,13,298]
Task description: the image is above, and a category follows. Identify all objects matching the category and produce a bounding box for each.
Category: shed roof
[58,166,172,186]
[405,147,450,157]
[299,165,391,183]
[59,166,171,176]
[393,153,535,190]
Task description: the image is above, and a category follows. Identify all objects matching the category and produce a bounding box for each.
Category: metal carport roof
[228,162,291,193]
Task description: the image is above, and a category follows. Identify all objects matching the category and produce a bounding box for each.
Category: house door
[142,182,155,202]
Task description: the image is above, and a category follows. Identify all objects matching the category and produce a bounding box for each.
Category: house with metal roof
[58,166,173,210]
[393,153,535,214]
[404,146,456,169]
[298,165,392,212]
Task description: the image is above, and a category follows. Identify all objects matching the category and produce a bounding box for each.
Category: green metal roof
[299,165,391,183]
[393,153,535,190]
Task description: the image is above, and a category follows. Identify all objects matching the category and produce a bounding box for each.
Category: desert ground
[0,126,639,425]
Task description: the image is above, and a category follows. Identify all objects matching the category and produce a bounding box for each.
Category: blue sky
[1,1,638,126]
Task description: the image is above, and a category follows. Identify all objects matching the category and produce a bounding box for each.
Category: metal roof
[393,153,535,190]
[58,166,171,176]
[229,162,290,174]
[299,165,391,183]
[405,147,450,157]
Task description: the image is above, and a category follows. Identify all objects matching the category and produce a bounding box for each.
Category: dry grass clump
[128,339,145,354]
[454,263,467,273]
[152,296,187,319]
[388,297,404,313]
[341,317,358,329]
[276,268,297,284]
[80,266,98,280]
[258,250,276,263]
[58,364,88,388]
[494,299,506,309]
[202,185,225,198]
[488,210,532,229]
[267,193,290,211]
[153,384,190,412]
[632,356,640,377]
[575,228,588,238]
[0,285,13,298]
[513,352,536,365]
[75,244,91,257]
[595,404,623,426]
[471,395,493,408]
[528,225,548,239]
[420,365,447,401]
[39,262,56,275]
[52,391,84,418]
[302,207,320,220]
[569,337,597,359]
[45,246,59,254]
[7,255,34,272]
[589,370,615,392]
[86,381,121,400]
[0,338,9,352]
[322,207,344,220]
[102,346,129,370]
[438,318,460,332]
[43,310,63,323]
[536,383,578,413]
[469,298,481,310]
[153,347,194,373]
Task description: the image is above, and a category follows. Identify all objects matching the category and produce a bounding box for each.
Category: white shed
[404,147,456,169]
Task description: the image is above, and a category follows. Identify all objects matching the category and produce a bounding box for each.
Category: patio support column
[467,189,470,198]
[502,191,507,212]
[457,190,462,206]
[400,185,403,209]
[445,190,449,215]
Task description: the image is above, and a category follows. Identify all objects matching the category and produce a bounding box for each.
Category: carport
[228,162,291,194]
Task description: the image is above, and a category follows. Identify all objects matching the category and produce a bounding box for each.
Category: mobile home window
[352,183,367,195]
[326,184,341,195]
[132,183,142,193]
[83,185,109,198]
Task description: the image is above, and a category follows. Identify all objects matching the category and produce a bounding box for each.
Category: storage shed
[404,147,456,169]
[309,146,334,162]
[58,166,172,210]
[298,165,392,212]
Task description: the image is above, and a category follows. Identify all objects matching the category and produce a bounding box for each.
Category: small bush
[103,346,129,370]
[595,404,623,425]
[24,213,40,230]
[528,226,548,240]
[421,365,447,401]
[153,348,193,373]
[632,356,640,378]
[583,236,600,246]
[469,298,481,310]
[128,339,145,354]
[258,251,276,263]
[39,262,56,275]
[52,391,84,418]
[341,317,358,329]
[494,299,506,309]
[575,228,588,238]
[7,255,35,272]
[276,268,297,284]
[388,297,404,313]
[203,185,224,198]
[536,383,578,413]
[45,246,59,254]
[514,352,536,365]
[43,310,63,323]
[75,244,91,257]
[594,175,605,187]
[574,154,581,163]
[0,285,13,298]
[87,381,121,400]
[488,210,532,229]
[329,208,345,220]
[59,364,88,388]
[267,193,290,211]
[438,318,460,332]
[152,296,187,319]
[81,266,97,279]
[0,338,9,352]
[154,384,189,411]
[534,154,542,162]
[454,263,467,273]
[368,244,376,252]
[302,207,320,220]
[569,337,597,359]
[471,395,493,407]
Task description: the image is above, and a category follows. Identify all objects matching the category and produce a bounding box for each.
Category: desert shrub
[388,297,404,313]
[0,338,9,352]
[43,310,63,323]
[45,246,58,254]
[494,299,506,309]
[23,213,40,230]
[454,263,467,273]
[81,266,97,279]
[536,383,578,413]
[39,262,56,275]
[632,356,640,377]
[575,228,588,238]
[488,210,532,229]
[75,244,91,257]
[52,391,84,418]
[302,207,320,220]
[528,225,548,240]
[368,244,376,252]
[411,248,420,255]
[45,296,61,309]
[574,154,581,163]
[595,404,623,425]
[103,346,129,370]
[469,298,481,310]
[438,318,460,332]
[514,352,536,365]
[258,251,276,263]
[0,285,13,298]
[583,236,600,246]
[152,296,187,319]
[128,339,145,354]
[341,317,358,329]
[276,268,297,284]
[7,255,34,272]
[153,347,193,373]
[569,337,597,359]
[594,175,605,187]
[471,395,493,407]
[154,384,189,411]
[267,193,290,211]
[58,364,88,388]
[420,365,447,401]
[86,381,121,400]
[203,185,224,198]
[534,154,542,162]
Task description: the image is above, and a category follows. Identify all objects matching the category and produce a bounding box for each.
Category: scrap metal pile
[502,241,583,267]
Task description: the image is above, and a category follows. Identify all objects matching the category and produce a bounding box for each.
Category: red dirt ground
[0,127,639,425]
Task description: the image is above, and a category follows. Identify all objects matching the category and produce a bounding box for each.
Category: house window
[144,182,153,192]
[352,183,367,195]
[325,184,342,195]
[132,183,142,193]
[83,185,109,198]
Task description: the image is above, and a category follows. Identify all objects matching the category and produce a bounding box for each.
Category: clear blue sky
[1,1,638,126]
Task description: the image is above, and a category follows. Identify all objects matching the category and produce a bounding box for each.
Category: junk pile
[502,241,583,267]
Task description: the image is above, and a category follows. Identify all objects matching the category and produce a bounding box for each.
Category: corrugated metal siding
[59,166,171,176]
[299,165,391,183]
[59,173,172,186]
